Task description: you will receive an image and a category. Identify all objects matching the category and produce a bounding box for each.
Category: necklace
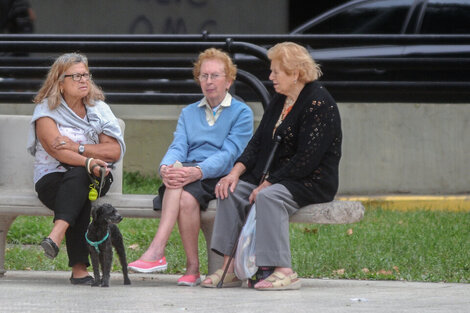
[281,97,295,119]
[273,97,295,135]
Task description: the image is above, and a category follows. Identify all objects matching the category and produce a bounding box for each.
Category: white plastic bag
[234,204,258,280]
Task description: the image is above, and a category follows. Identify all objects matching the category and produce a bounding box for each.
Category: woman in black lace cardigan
[201,42,342,290]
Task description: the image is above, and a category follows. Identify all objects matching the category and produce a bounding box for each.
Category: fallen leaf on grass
[347,228,353,236]
[362,268,370,273]
[333,269,345,275]
[377,269,393,275]
[303,228,318,234]
[128,243,139,250]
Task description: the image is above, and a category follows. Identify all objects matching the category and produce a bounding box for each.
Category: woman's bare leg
[71,263,90,278]
[139,188,183,261]
[177,191,200,275]
[47,219,68,247]
[47,220,90,278]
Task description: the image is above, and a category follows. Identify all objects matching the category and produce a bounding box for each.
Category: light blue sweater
[160,97,253,179]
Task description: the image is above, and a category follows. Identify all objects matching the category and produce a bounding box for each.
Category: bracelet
[85,158,94,174]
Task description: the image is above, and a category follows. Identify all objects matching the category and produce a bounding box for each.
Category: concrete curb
[337,195,470,211]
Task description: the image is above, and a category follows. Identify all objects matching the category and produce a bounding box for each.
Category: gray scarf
[27,97,126,160]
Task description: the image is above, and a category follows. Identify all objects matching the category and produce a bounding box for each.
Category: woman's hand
[215,162,246,200]
[88,158,110,177]
[215,172,240,200]
[248,180,272,204]
[53,133,121,163]
[51,135,80,153]
[160,165,201,189]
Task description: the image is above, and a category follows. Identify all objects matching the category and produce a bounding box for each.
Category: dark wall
[289,0,349,31]
[29,0,288,34]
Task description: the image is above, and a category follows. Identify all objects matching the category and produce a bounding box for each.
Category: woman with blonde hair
[27,52,125,285]
[202,42,342,290]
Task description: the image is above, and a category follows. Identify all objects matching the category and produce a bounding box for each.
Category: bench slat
[0,192,364,224]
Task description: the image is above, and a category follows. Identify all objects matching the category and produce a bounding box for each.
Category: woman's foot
[201,269,242,288]
[70,275,94,285]
[254,268,301,290]
[43,220,68,259]
[128,256,168,273]
[71,263,89,278]
[177,273,201,287]
[70,263,93,285]
[40,237,59,259]
[177,263,200,286]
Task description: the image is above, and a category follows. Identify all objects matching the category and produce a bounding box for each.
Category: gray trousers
[211,180,299,268]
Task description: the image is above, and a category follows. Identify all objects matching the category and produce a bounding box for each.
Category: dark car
[278,0,470,102]
[291,0,470,35]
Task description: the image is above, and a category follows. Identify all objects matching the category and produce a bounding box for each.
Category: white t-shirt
[33,121,96,184]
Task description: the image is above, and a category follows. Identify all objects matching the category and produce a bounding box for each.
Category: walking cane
[217,135,282,288]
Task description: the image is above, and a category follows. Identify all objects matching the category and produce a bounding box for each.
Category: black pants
[35,167,91,268]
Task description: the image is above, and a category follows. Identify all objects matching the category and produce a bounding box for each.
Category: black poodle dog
[86,203,131,287]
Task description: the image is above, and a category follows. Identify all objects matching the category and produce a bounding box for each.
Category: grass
[291,209,470,282]
[5,172,470,283]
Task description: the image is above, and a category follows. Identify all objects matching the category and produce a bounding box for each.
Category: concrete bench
[0,114,365,277]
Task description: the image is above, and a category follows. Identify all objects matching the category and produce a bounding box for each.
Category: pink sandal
[177,273,201,287]
[128,257,167,273]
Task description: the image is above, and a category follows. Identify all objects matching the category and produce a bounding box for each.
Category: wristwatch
[78,144,85,155]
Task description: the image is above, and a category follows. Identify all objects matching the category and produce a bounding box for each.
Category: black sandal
[40,237,59,259]
[70,275,94,285]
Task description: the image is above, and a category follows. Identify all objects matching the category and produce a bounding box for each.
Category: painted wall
[29,0,289,34]
[3,101,469,195]
[114,102,470,195]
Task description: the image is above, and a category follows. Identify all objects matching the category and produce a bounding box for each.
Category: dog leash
[87,163,106,201]
[85,231,109,253]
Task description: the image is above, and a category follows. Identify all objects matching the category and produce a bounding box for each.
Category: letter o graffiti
[129,15,154,34]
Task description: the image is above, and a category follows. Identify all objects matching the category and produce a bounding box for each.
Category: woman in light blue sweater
[128,48,254,286]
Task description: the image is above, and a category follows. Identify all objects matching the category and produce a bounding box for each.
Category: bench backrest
[0,114,124,194]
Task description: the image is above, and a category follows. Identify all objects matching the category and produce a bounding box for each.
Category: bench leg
[200,218,223,274]
[0,216,17,277]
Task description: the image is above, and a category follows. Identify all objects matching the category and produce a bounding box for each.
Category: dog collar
[85,231,109,253]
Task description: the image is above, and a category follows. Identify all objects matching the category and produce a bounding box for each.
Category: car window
[420,0,470,34]
[298,0,414,34]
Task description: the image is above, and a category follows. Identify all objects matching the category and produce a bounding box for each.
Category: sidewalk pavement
[0,271,469,313]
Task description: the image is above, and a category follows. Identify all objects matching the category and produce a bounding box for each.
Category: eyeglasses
[63,73,92,82]
[199,73,225,81]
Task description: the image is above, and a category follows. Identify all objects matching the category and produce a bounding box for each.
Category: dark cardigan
[237,81,342,207]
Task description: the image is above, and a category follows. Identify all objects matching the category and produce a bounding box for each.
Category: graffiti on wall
[129,0,217,34]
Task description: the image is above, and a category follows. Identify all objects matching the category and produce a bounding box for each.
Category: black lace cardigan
[237,81,342,207]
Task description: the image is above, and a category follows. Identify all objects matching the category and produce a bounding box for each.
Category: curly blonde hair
[193,48,237,84]
[267,42,322,83]
[33,53,104,109]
